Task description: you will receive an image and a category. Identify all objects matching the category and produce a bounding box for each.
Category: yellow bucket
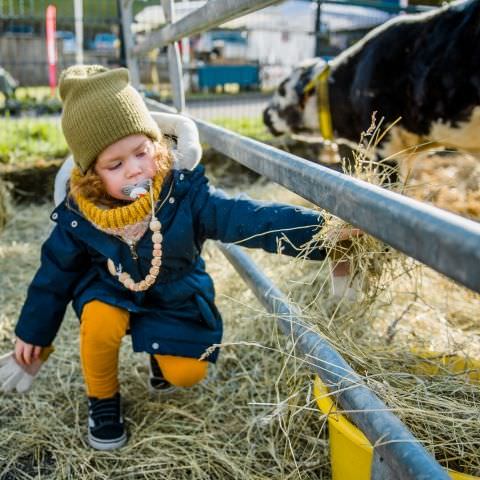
[314,355,480,480]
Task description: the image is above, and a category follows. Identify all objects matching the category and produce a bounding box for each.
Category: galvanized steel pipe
[147,99,480,293]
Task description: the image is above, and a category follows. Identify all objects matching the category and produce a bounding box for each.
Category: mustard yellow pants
[80,300,208,399]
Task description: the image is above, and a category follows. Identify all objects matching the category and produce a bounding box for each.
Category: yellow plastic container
[314,355,480,480]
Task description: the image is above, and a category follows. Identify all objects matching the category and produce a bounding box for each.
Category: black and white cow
[263,0,480,177]
[264,0,480,300]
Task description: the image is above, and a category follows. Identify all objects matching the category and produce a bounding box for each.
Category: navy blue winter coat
[15,165,325,362]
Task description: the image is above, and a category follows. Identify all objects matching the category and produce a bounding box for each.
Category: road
[185,94,269,121]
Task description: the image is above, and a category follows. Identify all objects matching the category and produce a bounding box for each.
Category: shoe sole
[148,383,178,395]
[147,356,178,395]
[88,431,127,450]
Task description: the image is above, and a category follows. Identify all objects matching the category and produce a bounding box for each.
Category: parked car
[56,31,76,54]
[89,33,120,52]
[3,24,33,36]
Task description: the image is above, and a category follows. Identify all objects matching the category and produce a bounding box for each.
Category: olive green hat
[59,65,160,174]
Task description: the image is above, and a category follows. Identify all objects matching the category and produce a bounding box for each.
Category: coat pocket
[194,293,218,330]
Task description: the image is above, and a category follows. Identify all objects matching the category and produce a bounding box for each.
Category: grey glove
[0,346,53,393]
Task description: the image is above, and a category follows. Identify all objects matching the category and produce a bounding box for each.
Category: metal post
[161,0,186,112]
[119,0,140,88]
[181,0,191,92]
[117,0,127,67]
[314,0,322,57]
[74,0,84,65]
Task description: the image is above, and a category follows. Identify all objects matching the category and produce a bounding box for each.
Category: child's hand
[326,227,363,243]
[0,341,54,393]
[14,338,42,367]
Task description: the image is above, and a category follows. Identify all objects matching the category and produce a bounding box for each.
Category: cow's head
[263,58,326,136]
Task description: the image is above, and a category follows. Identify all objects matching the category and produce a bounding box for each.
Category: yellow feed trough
[314,355,480,480]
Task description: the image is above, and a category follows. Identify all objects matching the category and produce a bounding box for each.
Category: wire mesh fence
[0,0,426,134]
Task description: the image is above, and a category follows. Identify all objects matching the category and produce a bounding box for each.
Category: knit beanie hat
[59,65,160,174]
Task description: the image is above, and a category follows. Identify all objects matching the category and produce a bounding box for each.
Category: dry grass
[0,178,12,231]
[0,145,479,478]
[294,121,480,476]
[210,147,480,476]
[398,149,480,221]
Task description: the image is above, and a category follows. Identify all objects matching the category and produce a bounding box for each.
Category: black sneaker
[87,393,127,450]
[148,355,177,394]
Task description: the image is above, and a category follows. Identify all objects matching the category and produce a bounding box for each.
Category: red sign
[46,5,57,97]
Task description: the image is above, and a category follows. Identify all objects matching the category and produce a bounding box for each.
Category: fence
[0,0,424,127]
[0,0,171,86]
[120,1,480,479]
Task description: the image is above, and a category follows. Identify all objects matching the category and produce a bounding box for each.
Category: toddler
[5,65,329,450]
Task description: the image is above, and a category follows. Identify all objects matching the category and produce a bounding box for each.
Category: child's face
[95,134,157,201]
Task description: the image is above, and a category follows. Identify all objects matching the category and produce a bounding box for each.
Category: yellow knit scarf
[70,168,164,229]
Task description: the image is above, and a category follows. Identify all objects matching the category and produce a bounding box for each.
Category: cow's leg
[377,126,425,184]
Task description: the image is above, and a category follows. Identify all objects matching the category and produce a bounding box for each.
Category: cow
[263,0,480,301]
[263,0,480,179]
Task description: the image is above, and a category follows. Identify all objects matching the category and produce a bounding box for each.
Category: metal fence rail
[145,95,457,480]
[124,1,478,478]
[146,99,480,294]
[133,0,281,55]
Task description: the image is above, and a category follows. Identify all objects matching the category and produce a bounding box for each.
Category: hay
[0,177,12,231]
[207,148,480,475]
[403,151,480,221]
[205,142,480,475]
[285,253,480,476]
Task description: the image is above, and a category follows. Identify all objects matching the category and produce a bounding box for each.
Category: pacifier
[121,179,152,199]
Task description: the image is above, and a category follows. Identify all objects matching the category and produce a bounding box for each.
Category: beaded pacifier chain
[107,179,162,292]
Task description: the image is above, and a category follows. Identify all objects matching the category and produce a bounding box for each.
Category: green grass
[0,0,162,20]
[0,115,271,166]
[14,87,56,102]
[0,87,62,115]
[210,116,273,143]
[0,117,68,165]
